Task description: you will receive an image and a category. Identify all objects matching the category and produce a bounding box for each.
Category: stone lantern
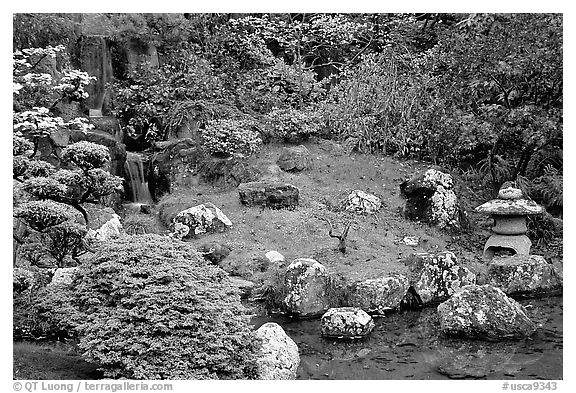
[475,186,543,259]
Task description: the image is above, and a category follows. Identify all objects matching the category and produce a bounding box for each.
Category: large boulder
[82,206,124,241]
[276,145,312,172]
[404,251,476,305]
[320,307,375,339]
[487,255,562,298]
[255,322,300,380]
[171,203,232,239]
[346,275,409,314]
[343,190,382,215]
[88,215,123,242]
[48,267,79,288]
[238,181,299,209]
[284,258,331,317]
[400,168,463,229]
[437,284,537,340]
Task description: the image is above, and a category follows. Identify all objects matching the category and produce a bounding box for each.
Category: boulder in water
[321,307,375,339]
[437,284,537,340]
[346,275,409,314]
[284,258,331,317]
[255,322,300,380]
[487,255,562,298]
[404,251,476,305]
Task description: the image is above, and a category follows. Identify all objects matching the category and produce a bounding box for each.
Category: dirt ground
[150,139,541,285]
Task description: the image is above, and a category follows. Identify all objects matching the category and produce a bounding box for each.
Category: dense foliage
[13,44,123,267]
[39,235,260,379]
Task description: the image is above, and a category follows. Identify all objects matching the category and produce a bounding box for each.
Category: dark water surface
[251,296,562,380]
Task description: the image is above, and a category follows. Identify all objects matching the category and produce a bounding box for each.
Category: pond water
[251,296,562,380]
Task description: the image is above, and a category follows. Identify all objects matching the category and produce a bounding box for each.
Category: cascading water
[124,152,152,203]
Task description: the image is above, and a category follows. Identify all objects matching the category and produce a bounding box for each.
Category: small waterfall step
[124,152,152,203]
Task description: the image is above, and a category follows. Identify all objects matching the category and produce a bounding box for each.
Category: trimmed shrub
[61,141,110,170]
[201,119,262,158]
[41,234,260,379]
[264,107,323,143]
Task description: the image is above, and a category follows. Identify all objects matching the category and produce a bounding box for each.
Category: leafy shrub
[264,107,324,143]
[201,118,262,158]
[41,235,260,379]
[22,177,67,200]
[61,141,110,170]
[25,159,56,178]
[15,200,71,232]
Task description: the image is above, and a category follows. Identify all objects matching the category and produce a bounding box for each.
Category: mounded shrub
[40,234,260,379]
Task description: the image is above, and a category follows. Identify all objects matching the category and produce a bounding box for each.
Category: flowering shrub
[265,107,323,143]
[13,107,65,138]
[53,69,95,101]
[40,235,260,379]
[201,119,262,158]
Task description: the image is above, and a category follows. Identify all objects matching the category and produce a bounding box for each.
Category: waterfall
[124,152,152,203]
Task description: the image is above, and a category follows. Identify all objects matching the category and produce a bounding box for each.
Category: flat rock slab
[437,284,537,341]
[487,255,562,298]
[238,181,299,209]
[476,198,544,216]
[321,307,375,339]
